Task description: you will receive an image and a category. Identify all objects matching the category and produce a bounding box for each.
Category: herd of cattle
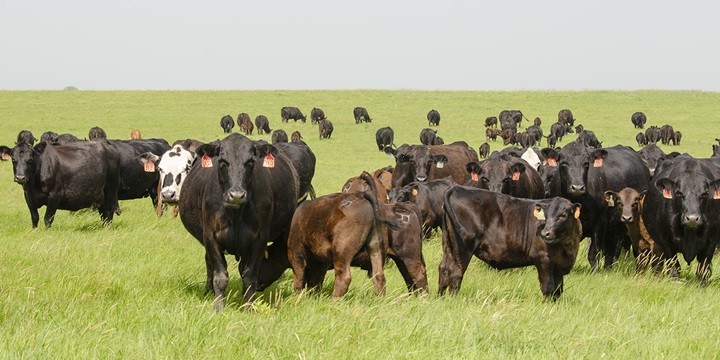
[2,106,720,312]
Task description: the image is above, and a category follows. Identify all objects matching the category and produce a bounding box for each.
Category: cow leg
[238,231,267,304]
[535,257,554,299]
[204,231,229,312]
[366,234,387,296]
[43,198,60,228]
[330,231,365,297]
[588,223,607,272]
[23,190,40,228]
[305,259,329,292]
[695,250,714,286]
[551,271,564,301]
[389,254,428,293]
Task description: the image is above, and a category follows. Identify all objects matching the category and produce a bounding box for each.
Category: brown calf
[604,188,659,272]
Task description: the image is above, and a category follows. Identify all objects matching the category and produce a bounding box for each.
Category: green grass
[1,90,720,358]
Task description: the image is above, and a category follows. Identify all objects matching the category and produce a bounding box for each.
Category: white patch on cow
[158,145,196,203]
[521,148,541,171]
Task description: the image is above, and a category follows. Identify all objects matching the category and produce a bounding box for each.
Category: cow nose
[570,184,585,193]
[684,214,701,227]
[226,190,247,205]
[541,229,554,241]
[14,175,25,184]
[161,189,177,203]
[416,175,427,182]
[621,215,634,222]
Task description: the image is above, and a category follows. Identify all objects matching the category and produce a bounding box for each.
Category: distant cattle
[291,131,303,142]
[533,117,542,126]
[574,124,584,134]
[427,109,440,126]
[637,143,676,177]
[88,126,107,140]
[712,144,720,158]
[9,141,122,228]
[388,177,456,239]
[635,132,647,147]
[271,129,289,143]
[478,142,490,159]
[500,110,527,125]
[485,128,500,142]
[386,141,478,188]
[645,126,661,144]
[500,128,517,145]
[16,130,36,145]
[255,115,271,135]
[550,122,574,142]
[237,113,253,135]
[220,115,234,133]
[375,126,394,151]
[526,125,543,143]
[40,131,59,144]
[319,119,334,139]
[438,186,583,300]
[131,130,142,140]
[577,130,601,148]
[631,112,647,129]
[558,109,575,126]
[659,125,675,145]
[545,133,558,149]
[281,107,307,123]
[672,131,682,146]
[310,107,326,124]
[353,107,372,124]
[419,128,437,145]
[485,116,498,128]
[465,153,545,199]
[432,136,444,145]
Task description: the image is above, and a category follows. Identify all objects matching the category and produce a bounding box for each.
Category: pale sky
[2,0,719,91]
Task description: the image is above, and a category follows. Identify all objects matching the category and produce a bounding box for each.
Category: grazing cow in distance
[574,124,584,134]
[534,117,542,126]
[645,126,661,144]
[319,119,334,139]
[486,128,500,142]
[485,116,498,128]
[577,130,601,148]
[310,107,326,124]
[291,131,303,142]
[427,109,440,126]
[88,126,107,140]
[550,122,573,142]
[353,107,372,124]
[526,125,543,143]
[419,128,437,145]
[255,115,271,135]
[432,136,444,145]
[281,107,307,123]
[237,113,253,135]
[40,131,59,144]
[438,186,583,300]
[558,109,575,126]
[631,112,647,129]
[637,143,671,177]
[545,134,558,149]
[220,115,234,133]
[16,130,37,145]
[375,126,394,151]
[672,131,682,146]
[659,125,675,145]
[131,130,142,140]
[271,129,288,143]
[636,132,646,147]
[9,141,122,228]
[478,142,490,159]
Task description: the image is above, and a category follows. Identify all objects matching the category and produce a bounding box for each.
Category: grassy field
[1,90,719,358]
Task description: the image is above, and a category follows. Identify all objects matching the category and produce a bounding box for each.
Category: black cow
[16,130,37,145]
[558,109,575,126]
[40,131,59,144]
[179,133,306,311]
[485,116,498,128]
[636,132,647,147]
[419,128,437,145]
[438,186,583,300]
[534,117,542,126]
[220,115,234,133]
[642,155,720,284]
[271,129,289,143]
[577,130,601,148]
[465,154,545,199]
[388,176,456,239]
[645,126,661,144]
[673,131,682,146]
[550,122,574,142]
[545,141,649,270]
[353,107,372,124]
[526,125,543,143]
[105,139,171,207]
[281,107,306,123]
[291,131,303,142]
[478,142,490,159]
[574,124,584,134]
[375,126,394,151]
[237,113,253,135]
[255,115,271,135]
[659,125,675,145]
[386,142,478,188]
[88,126,107,140]
[500,110,527,125]
[310,107,326,124]
[319,119,334,139]
[427,109,440,126]
[432,136,444,145]
[631,112,647,129]
[9,141,121,228]
[637,143,669,177]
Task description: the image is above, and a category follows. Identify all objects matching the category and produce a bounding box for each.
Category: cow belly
[475,234,536,270]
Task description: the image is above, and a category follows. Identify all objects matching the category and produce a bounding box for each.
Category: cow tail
[360,171,399,231]
[308,184,316,200]
[443,186,470,250]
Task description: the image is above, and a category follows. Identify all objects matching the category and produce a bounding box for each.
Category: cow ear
[655,178,676,199]
[466,162,481,175]
[138,152,160,166]
[433,154,449,164]
[33,142,48,155]
[591,149,609,160]
[666,152,681,160]
[541,148,558,166]
[383,146,396,156]
[603,190,616,206]
[0,145,10,155]
[533,204,546,220]
[572,203,581,219]
[254,143,277,158]
[196,143,218,158]
[509,163,526,181]
[710,179,720,200]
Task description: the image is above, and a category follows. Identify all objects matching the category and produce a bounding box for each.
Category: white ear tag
[534,208,545,220]
[436,161,444,169]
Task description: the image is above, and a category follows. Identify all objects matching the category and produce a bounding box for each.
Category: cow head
[604,188,646,223]
[197,133,276,209]
[637,143,666,177]
[390,145,448,184]
[539,199,582,245]
[655,174,720,230]
[139,145,196,204]
[40,131,59,144]
[388,183,418,204]
[556,142,608,196]
[466,159,524,194]
[10,142,46,185]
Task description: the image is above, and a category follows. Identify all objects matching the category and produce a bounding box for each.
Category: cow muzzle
[682,213,702,228]
[541,229,557,243]
[224,189,248,208]
[161,188,179,204]
[569,184,585,195]
[14,175,26,184]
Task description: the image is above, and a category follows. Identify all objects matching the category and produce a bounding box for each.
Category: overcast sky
[2,1,719,91]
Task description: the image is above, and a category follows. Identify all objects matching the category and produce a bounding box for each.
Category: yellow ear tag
[534,208,545,220]
[264,250,269,259]
[574,206,581,219]
[607,197,615,207]
[411,188,418,196]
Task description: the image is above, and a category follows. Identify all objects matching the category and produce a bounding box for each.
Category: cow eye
[675,191,684,198]
[481,177,489,183]
[245,158,255,167]
[559,213,567,219]
[700,192,709,199]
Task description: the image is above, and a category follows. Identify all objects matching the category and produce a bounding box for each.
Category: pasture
[1,90,720,358]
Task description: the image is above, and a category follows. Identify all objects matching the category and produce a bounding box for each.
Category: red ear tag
[548,158,557,167]
[512,171,520,181]
[143,162,155,172]
[1,153,9,161]
[714,188,720,200]
[593,158,603,167]
[201,155,213,168]
[263,153,275,168]
[662,188,672,199]
[471,172,479,182]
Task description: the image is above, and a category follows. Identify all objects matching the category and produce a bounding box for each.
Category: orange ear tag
[263,153,275,168]
[201,155,213,168]
[593,158,603,167]
[662,188,672,199]
[471,172,479,182]
[411,188,418,196]
[574,206,581,219]
[548,158,557,167]
[512,171,520,181]
[1,153,9,161]
[715,188,720,200]
[144,162,155,172]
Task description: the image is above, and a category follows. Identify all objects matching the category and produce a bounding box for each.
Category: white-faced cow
[139,144,197,217]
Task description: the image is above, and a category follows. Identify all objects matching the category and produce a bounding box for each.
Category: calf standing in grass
[604,188,658,272]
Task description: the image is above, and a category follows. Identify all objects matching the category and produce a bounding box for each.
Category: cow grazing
[432,136,444,145]
[16,130,37,145]
[478,142,490,159]
[255,115,271,135]
[465,154,545,199]
[271,129,289,144]
[388,177,456,239]
[645,126,661,144]
[550,122,573,142]
[438,186,582,300]
[672,131,682,146]
[419,128,437,145]
[427,109,441,126]
[642,155,720,284]
[178,133,307,310]
[603,188,657,272]
[291,131,303,142]
[386,141,478,188]
[545,141,650,270]
[485,116,498,128]
[631,112,647,129]
[220,115,234,133]
[577,130,601,148]
[139,144,197,217]
[545,134,558,149]
[130,130,142,140]
[659,125,675,145]
[287,172,394,297]
[636,132,646,147]
[558,109,575,126]
[574,124,584,134]
[281,107,307,123]
[526,125,543,143]
[534,117,542,126]
[319,119,334,139]
[500,128,517,145]
[310,107,326,124]
[375,126,394,151]
[237,113,254,135]
[9,141,121,228]
[88,126,107,140]
[353,107,372,124]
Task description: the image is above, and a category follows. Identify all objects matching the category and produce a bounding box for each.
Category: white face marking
[158,145,196,203]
